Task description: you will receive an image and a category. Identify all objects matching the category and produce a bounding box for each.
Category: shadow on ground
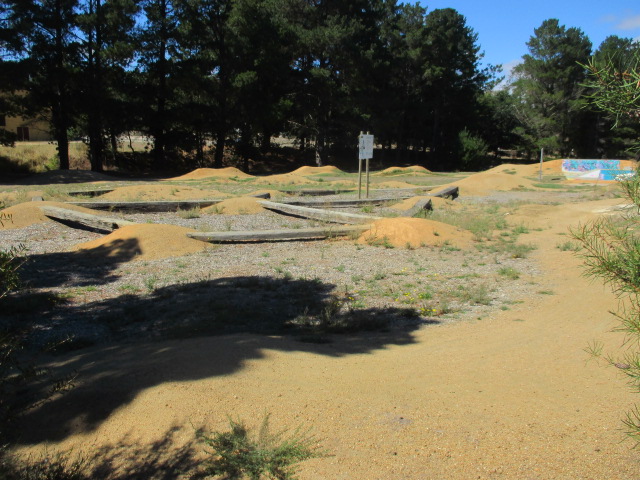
[9,273,437,445]
[87,426,207,480]
[9,426,206,479]
[0,240,140,334]
[15,238,141,290]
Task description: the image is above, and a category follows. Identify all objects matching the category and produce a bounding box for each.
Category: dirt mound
[202,196,265,215]
[11,170,116,185]
[166,167,253,181]
[290,166,346,175]
[436,170,537,196]
[101,185,229,201]
[358,217,472,248]
[485,163,543,176]
[377,165,431,175]
[74,224,209,261]
[0,201,108,230]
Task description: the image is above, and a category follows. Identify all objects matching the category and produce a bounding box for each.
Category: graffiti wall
[561,159,634,181]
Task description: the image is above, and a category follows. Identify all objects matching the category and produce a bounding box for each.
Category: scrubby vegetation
[572,50,640,441]
[199,414,324,480]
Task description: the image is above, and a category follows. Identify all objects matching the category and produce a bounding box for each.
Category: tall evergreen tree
[511,19,592,156]
[422,8,488,167]
[287,0,384,165]
[227,0,298,161]
[3,0,79,169]
[173,0,235,168]
[587,35,640,158]
[76,0,138,171]
[138,0,180,170]
[377,2,427,160]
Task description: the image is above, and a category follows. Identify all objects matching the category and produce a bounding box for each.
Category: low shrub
[198,414,324,480]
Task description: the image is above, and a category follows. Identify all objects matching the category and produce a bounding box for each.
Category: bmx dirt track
[2,162,639,479]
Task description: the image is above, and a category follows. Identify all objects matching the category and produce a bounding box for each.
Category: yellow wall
[2,115,52,142]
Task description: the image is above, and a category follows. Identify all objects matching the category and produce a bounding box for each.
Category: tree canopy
[0,5,638,172]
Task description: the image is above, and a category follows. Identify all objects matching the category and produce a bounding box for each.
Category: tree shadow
[12,274,437,445]
[87,426,207,480]
[10,425,206,480]
[16,238,141,290]
[9,170,121,185]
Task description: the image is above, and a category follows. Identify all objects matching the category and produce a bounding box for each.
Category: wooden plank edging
[188,225,370,243]
[65,192,271,213]
[258,200,381,225]
[41,206,135,233]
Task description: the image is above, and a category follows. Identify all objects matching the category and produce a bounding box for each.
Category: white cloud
[617,14,640,30]
[502,59,522,77]
[494,59,522,91]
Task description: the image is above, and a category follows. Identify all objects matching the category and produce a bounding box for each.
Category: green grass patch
[498,266,521,280]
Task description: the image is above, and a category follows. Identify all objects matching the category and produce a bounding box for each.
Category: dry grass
[0,142,89,173]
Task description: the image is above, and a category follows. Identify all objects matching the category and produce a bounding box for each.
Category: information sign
[359,134,374,160]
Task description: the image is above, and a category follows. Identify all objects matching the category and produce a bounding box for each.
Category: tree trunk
[53,0,70,170]
[109,131,118,163]
[260,127,271,152]
[152,0,169,170]
[55,124,70,170]
[195,130,204,165]
[214,127,226,168]
[87,0,104,172]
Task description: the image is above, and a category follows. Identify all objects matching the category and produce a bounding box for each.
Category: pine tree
[3,0,80,169]
[137,0,180,170]
[422,7,488,168]
[586,36,640,158]
[511,19,592,156]
[76,0,138,172]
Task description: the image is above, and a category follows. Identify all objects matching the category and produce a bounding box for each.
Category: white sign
[359,134,374,160]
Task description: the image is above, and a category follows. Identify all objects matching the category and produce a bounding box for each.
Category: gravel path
[1,199,543,350]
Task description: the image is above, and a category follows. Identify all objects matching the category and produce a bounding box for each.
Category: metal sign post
[539,148,544,181]
[358,132,374,199]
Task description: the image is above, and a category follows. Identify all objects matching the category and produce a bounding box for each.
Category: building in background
[0,112,52,142]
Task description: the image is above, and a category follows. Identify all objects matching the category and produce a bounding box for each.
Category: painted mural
[561,159,634,181]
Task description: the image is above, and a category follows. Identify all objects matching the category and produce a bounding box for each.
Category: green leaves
[199,414,325,480]
[511,18,592,155]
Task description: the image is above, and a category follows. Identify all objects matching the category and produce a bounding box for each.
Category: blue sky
[418,0,640,78]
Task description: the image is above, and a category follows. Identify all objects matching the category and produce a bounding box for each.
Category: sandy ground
[5,164,640,478]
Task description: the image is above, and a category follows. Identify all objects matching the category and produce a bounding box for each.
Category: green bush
[198,414,324,480]
[457,128,488,170]
[0,210,26,300]
[0,244,25,300]
[571,170,640,441]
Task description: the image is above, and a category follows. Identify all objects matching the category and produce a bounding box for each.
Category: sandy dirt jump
[3,162,639,479]
[74,224,210,261]
[358,217,473,249]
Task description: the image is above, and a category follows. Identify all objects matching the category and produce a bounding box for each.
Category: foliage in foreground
[0,245,24,301]
[0,212,25,301]
[198,415,324,480]
[571,175,640,440]
[573,48,640,441]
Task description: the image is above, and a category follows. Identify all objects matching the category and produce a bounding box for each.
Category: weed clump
[198,414,324,480]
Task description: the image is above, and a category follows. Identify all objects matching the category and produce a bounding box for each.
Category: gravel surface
[1,201,543,350]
